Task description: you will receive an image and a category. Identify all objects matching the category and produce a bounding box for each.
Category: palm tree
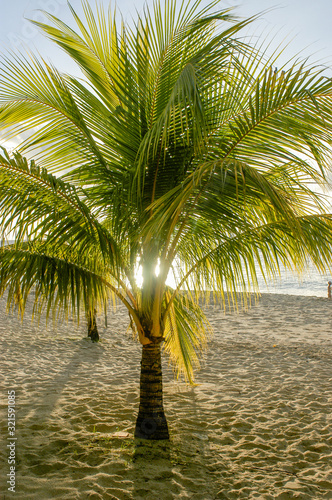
[1,0,332,440]
[87,308,99,342]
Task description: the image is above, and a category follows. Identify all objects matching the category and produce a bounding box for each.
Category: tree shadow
[18,338,106,427]
[127,385,214,499]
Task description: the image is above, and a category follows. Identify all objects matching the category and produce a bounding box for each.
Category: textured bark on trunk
[87,309,99,342]
[134,343,169,440]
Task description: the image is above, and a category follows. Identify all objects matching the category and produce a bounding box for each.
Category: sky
[0,0,331,75]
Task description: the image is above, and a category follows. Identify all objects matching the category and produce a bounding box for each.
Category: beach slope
[0,293,331,499]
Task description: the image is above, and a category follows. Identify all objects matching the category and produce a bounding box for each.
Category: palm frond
[163,288,212,383]
[0,149,122,271]
[1,0,332,382]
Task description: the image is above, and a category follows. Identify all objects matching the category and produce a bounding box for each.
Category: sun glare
[134,261,176,289]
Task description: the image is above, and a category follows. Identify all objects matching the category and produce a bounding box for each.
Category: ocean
[255,266,332,298]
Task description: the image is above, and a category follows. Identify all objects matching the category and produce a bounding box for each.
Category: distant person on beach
[328,281,332,299]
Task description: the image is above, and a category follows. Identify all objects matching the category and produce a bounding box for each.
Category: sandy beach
[0,292,331,499]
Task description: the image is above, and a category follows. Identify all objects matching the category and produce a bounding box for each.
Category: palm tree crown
[1,0,332,438]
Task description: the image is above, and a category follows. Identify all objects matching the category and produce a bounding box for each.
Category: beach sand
[0,293,331,499]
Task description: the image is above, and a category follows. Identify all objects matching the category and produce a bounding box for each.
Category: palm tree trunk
[87,309,99,342]
[134,343,169,440]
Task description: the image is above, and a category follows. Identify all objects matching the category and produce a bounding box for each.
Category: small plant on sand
[1,0,332,440]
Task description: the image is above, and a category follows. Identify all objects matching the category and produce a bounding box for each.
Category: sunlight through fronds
[1,0,332,381]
